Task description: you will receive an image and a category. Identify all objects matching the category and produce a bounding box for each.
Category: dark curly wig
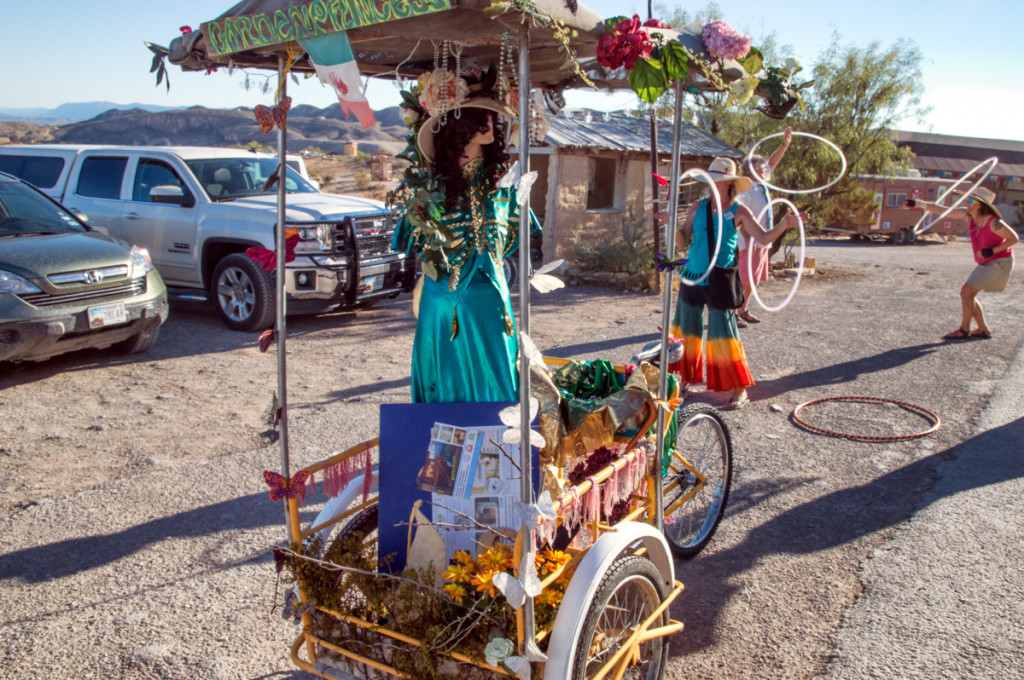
[432,106,510,210]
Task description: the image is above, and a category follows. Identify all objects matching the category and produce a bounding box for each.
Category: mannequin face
[470,114,495,147]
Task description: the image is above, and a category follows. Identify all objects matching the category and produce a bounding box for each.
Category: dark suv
[0,172,168,363]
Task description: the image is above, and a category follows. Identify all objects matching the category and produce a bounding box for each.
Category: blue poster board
[378,402,539,573]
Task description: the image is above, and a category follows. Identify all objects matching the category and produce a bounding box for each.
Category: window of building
[587,156,623,211]
[76,157,128,200]
[886,192,907,208]
[926,188,935,201]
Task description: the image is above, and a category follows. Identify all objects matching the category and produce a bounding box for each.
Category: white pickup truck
[0,145,411,331]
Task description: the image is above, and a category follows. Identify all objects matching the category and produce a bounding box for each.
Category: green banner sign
[204,0,451,56]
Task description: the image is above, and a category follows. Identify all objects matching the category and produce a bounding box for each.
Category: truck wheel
[892,229,909,246]
[503,256,518,287]
[112,326,161,355]
[212,253,275,332]
[906,229,918,245]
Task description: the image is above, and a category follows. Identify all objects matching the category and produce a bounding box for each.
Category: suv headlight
[0,269,42,294]
[131,246,155,274]
[286,224,331,253]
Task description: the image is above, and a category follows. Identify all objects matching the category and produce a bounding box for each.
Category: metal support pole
[516,24,544,663]
[275,55,291,541]
[654,81,685,532]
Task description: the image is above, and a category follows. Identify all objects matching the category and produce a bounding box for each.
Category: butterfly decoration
[485,637,532,680]
[517,490,556,530]
[528,259,566,293]
[263,469,310,501]
[500,397,545,449]
[254,96,292,133]
[497,161,538,207]
[246,233,300,272]
[656,251,688,272]
[258,328,278,353]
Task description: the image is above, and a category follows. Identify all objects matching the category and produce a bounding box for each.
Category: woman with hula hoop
[735,126,795,326]
[904,187,1018,340]
[671,157,800,409]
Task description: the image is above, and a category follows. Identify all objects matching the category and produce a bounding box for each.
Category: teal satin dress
[392,159,542,403]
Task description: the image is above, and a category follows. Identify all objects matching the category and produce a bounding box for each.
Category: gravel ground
[1,237,1022,680]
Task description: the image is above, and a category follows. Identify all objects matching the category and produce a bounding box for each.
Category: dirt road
[1,238,1022,679]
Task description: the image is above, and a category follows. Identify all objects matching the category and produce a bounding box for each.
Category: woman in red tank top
[905,187,1018,339]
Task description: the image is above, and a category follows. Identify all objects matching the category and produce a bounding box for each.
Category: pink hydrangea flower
[419,70,469,117]
[701,20,751,60]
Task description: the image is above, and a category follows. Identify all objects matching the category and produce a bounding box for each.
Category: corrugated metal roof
[911,156,1024,179]
[542,109,742,158]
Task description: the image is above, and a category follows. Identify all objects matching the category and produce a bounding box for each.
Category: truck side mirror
[150,185,195,208]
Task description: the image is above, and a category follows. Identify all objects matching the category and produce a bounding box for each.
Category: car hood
[227,193,390,221]
[0,231,132,279]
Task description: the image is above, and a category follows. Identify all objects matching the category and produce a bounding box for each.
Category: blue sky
[3,0,1021,141]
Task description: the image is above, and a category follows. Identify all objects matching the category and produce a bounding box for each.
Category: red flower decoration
[180,26,192,34]
[596,14,654,70]
[652,172,669,187]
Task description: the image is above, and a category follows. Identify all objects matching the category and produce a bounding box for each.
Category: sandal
[942,328,971,340]
[726,396,750,410]
[736,317,748,328]
[970,329,993,339]
[738,311,761,324]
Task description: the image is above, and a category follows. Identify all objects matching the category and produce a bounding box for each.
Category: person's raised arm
[768,126,793,170]
[903,198,970,221]
[737,202,798,246]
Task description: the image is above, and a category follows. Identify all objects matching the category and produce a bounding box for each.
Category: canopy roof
[168,0,743,92]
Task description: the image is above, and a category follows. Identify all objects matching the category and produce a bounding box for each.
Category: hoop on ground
[747,198,804,312]
[673,168,722,287]
[746,131,847,195]
[792,396,941,442]
[910,156,998,235]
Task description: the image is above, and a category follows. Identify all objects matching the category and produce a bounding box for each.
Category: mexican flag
[299,32,376,130]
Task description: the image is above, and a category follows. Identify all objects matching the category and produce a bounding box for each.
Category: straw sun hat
[705,157,752,192]
[953,185,1003,220]
[416,97,515,163]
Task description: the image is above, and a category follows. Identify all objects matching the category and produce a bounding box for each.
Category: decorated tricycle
[160,0,806,677]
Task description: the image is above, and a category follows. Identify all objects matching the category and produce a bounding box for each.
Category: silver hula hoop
[911,156,998,235]
[674,168,723,286]
[746,131,847,195]
[747,198,805,312]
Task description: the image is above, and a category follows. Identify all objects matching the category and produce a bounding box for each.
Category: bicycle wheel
[571,555,669,680]
[662,402,732,559]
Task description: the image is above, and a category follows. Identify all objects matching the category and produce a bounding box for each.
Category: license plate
[362,275,384,293]
[87,302,128,329]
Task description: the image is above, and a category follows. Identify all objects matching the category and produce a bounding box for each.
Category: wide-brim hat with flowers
[414,69,515,163]
[705,156,752,192]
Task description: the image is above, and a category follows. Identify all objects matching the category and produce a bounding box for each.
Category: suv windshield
[0,176,87,237]
[186,158,318,201]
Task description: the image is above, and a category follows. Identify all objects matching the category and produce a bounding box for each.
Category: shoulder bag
[705,200,745,310]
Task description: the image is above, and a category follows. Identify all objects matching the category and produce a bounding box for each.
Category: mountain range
[0,103,409,154]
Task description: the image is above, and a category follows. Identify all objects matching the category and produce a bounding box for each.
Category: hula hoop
[746,131,848,195]
[673,168,723,287]
[747,197,805,312]
[911,156,998,235]
[792,396,941,442]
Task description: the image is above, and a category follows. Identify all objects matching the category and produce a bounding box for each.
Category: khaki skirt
[966,256,1013,292]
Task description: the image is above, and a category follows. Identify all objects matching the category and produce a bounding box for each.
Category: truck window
[76,157,128,200]
[133,159,190,202]
[0,155,65,189]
